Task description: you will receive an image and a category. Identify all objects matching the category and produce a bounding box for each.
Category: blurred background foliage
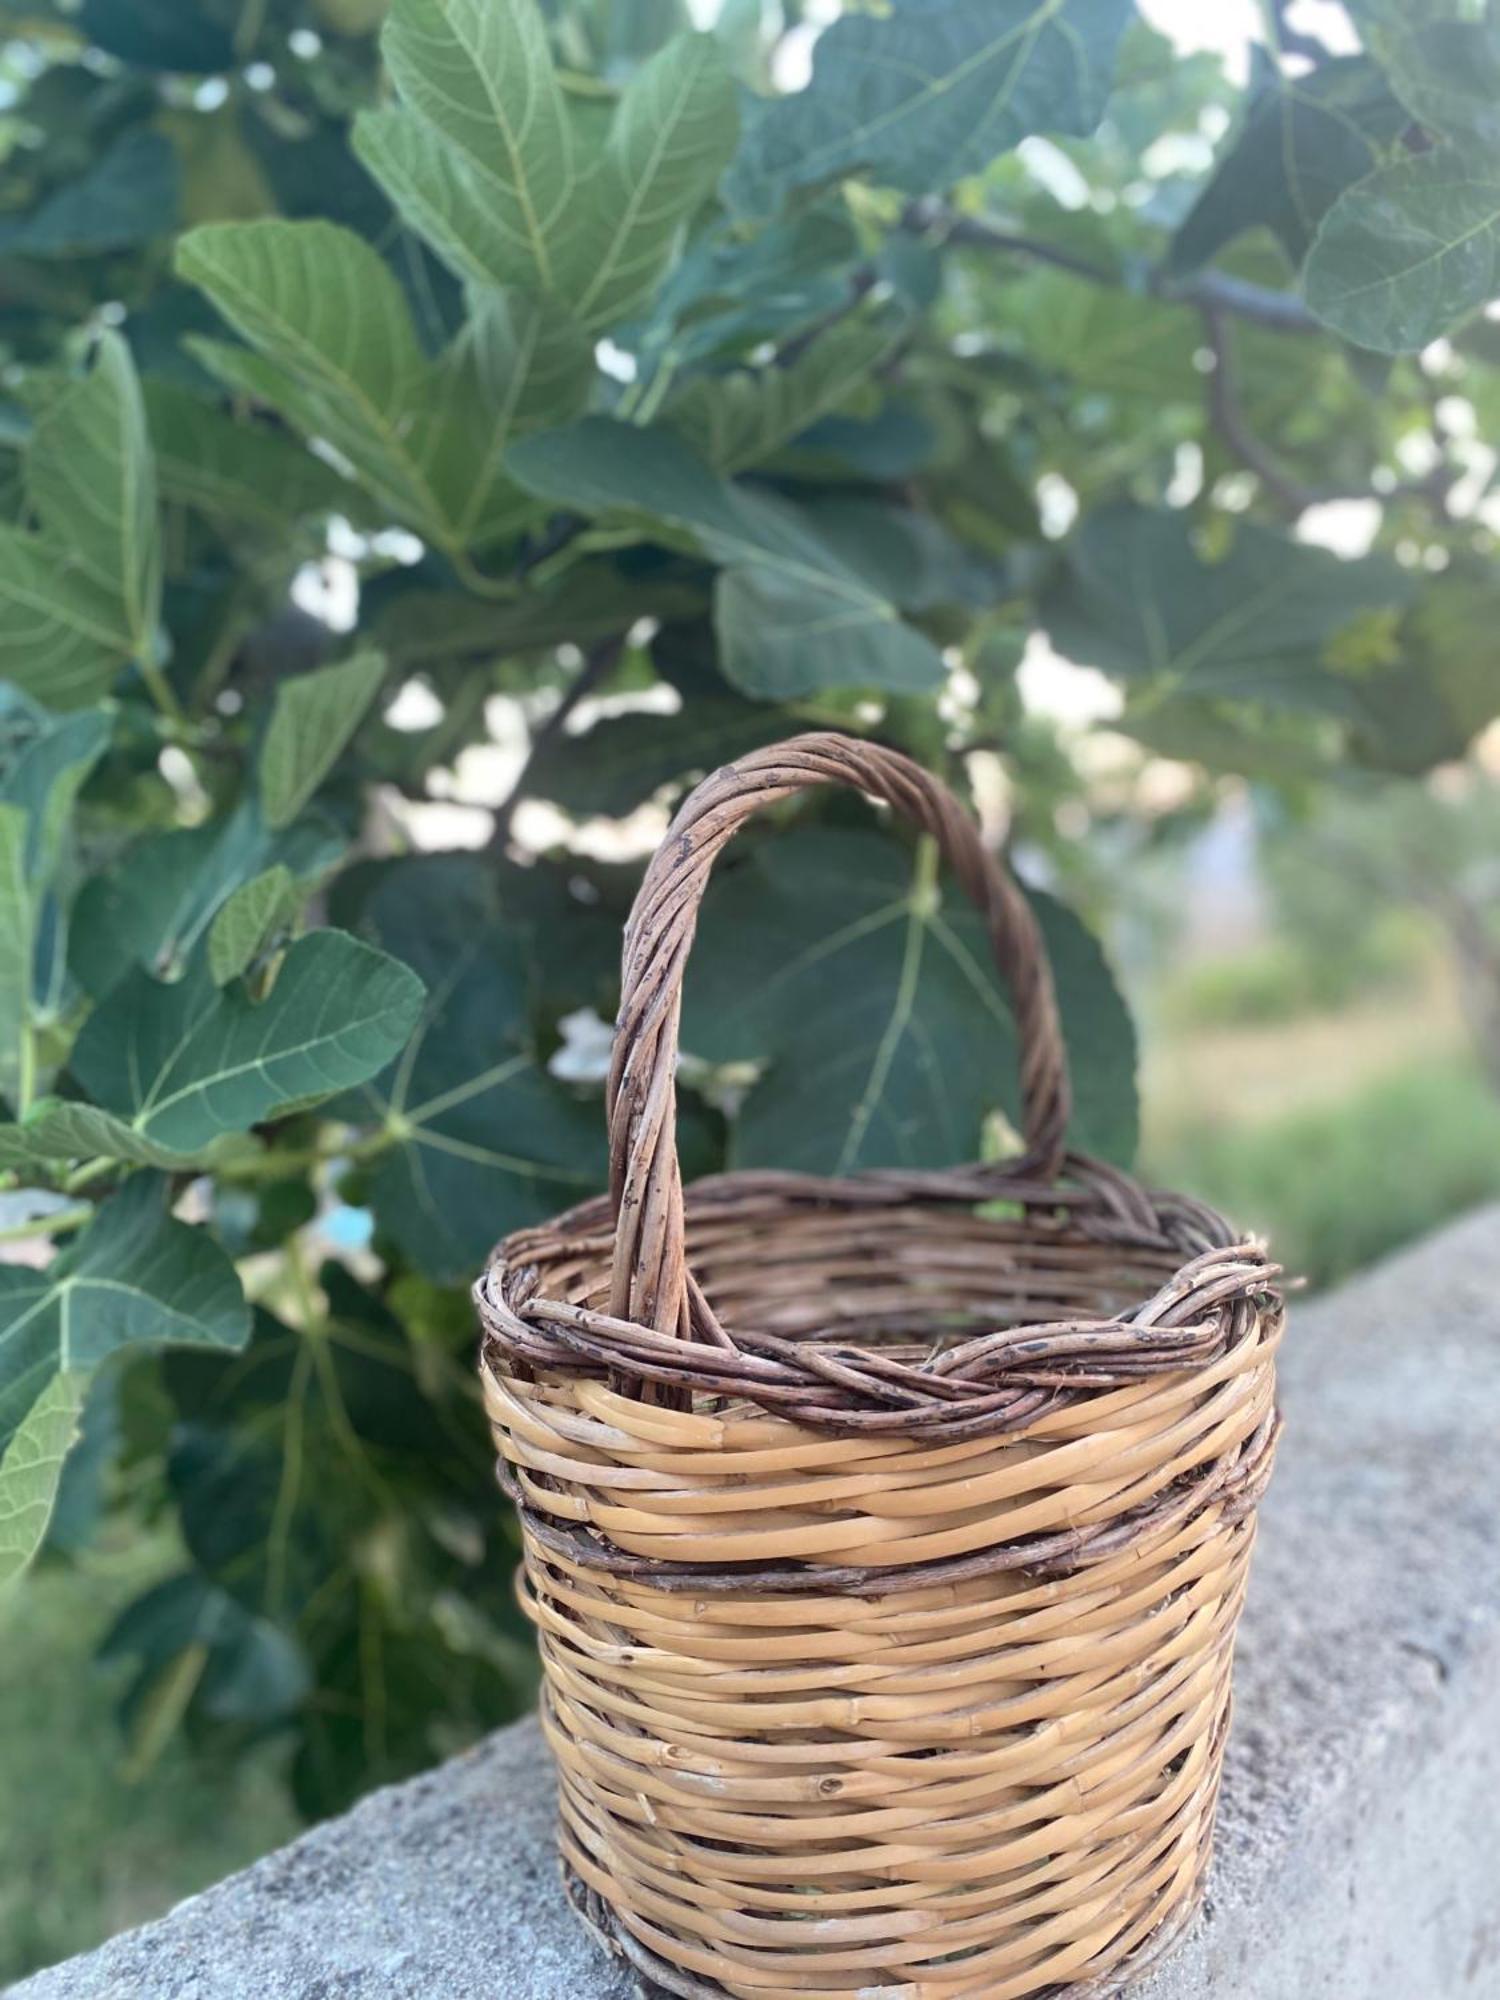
[1,0,1498,1978]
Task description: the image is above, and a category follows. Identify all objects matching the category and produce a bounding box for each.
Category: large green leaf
[372,569,708,672]
[1304,8,1500,354]
[345,857,606,1281]
[177,221,589,555]
[0,703,114,885]
[352,106,526,295]
[69,798,342,1000]
[145,380,361,530]
[1376,13,1500,152]
[0,1100,227,1174]
[159,1284,487,1623]
[0,128,178,259]
[380,0,575,298]
[260,653,387,831]
[0,1177,249,1587]
[1042,505,1413,703]
[1303,149,1500,353]
[712,553,943,700]
[630,206,863,365]
[724,0,1133,217]
[796,500,1007,613]
[106,1262,525,1816]
[98,1572,310,1734]
[999,269,1199,400]
[507,418,946,697]
[0,705,113,1114]
[177,219,434,523]
[1171,57,1404,273]
[682,826,1137,1173]
[208,868,299,987]
[29,334,160,666]
[0,1371,84,1587]
[69,931,425,1155]
[416,291,593,551]
[78,0,237,70]
[1345,571,1500,773]
[551,31,738,332]
[367,12,733,332]
[669,314,896,473]
[0,334,161,709]
[527,699,791,817]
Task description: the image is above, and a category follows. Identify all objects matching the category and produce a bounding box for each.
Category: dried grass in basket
[476,733,1283,2000]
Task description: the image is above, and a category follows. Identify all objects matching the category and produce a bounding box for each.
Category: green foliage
[683,827,1139,1171]
[1043,505,1412,709]
[0,130,179,261]
[0,1535,299,1985]
[0,1180,248,1579]
[1159,924,1423,1032]
[509,418,951,694]
[260,655,388,830]
[1301,8,1500,352]
[0,1372,86,1587]
[1172,56,1403,272]
[178,222,592,564]
[68,933,424,1154]
[343,856,607,1281]
[1305,152,1500,355]
[724,0,1134,215]
[0,0,1497,1840]
[1150,1056,1500,1293]
[207,869,300,987]
[0,336,160,708]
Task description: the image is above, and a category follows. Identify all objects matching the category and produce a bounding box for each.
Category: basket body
[479,1172,1282,2000]
[477,733,1282,1999]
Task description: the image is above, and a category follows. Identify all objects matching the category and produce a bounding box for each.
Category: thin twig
[1201,305,1459,517]
[774,268,880,367]
[486,633,627,852]
[0,1202,94,1246]
[1199,305,1329,515]
[515,511,587,579]
[905,198,1459,515]
[900,198,1321,334]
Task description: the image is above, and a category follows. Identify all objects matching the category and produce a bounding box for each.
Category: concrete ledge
[16,1208,1500,2000]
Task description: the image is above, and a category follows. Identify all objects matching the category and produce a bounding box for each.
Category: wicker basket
[476,733,1283,2000]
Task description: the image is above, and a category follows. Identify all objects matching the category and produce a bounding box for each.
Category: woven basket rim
[476,1149,1281,1433]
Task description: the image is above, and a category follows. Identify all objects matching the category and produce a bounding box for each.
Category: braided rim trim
[476,1156,1282,1442]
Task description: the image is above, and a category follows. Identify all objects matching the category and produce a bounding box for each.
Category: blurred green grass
[1145,1054,1500,1290]
[1139,937,1500,1287]
[0,1537,298,1985]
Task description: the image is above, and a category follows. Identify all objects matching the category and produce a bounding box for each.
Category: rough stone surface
[15,1207,1500,2000]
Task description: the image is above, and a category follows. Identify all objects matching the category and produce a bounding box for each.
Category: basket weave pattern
[477,736,1283,2000]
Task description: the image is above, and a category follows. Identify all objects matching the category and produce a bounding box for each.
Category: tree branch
[900,199,1321,333]
[486,633,626,852]
[895,200,1458,517]
[1200,306,1460,517]
[1199,305,1332,514]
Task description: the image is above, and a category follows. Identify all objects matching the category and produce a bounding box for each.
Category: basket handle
[606,732,1071,1339]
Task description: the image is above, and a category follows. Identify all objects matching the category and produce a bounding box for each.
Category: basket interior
[523,1193,1192,1364]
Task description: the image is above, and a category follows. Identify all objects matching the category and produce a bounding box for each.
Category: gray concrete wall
[14,1205,1500,2000]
